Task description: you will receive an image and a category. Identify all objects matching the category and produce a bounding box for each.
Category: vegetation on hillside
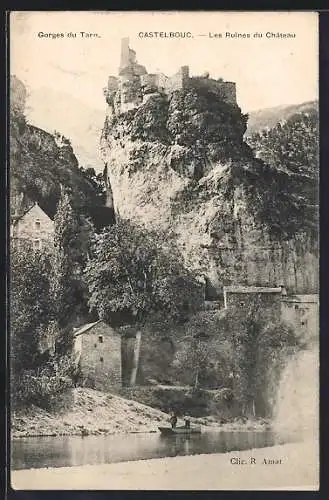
[246,109,318,238]
[246,100,318,136]
[11,246,53,374]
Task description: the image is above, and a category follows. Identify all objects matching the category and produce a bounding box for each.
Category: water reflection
[12,430,300,471]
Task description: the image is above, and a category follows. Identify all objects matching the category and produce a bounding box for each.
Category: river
[11,429,301,471]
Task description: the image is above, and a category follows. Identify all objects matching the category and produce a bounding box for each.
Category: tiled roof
[73,320,102,337]
[11,202,36,222]
[282,294,319,303]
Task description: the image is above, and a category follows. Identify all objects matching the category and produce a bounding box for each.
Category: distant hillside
[26,87,105,173]
[246,101,318,136]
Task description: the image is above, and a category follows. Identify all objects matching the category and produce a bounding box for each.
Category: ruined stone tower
[104,38,237,115]
[119,37,130,72]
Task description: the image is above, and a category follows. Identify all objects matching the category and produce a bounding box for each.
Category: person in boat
[184,417,191,429]
[169,411,178,429]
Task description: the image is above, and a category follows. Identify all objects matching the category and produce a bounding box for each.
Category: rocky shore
[12,388,270,438]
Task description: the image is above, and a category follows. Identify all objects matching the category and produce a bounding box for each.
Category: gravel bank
[12,388,269,438]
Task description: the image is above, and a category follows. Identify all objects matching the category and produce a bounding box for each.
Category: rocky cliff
[100,76,318,296]
[10,76,113,228]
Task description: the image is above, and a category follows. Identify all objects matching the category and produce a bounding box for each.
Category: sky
[10,11,318,113]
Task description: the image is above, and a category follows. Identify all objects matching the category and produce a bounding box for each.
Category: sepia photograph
[9,11,319,490]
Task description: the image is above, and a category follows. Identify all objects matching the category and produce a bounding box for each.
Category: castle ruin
[104,38,237,114]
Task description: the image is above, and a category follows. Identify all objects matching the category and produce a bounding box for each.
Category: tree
[172,311,234,389]
[10,246,53,374]
[79,166,106,203]
[84,218,204,385]
[51,189,92,354]
[173,336,211,389]
[220,297,299,418]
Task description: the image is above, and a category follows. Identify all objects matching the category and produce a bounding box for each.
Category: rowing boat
[158,425,201,436]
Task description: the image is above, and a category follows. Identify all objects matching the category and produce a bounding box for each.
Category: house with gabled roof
[11,197,54,251]
[73,320,122,392]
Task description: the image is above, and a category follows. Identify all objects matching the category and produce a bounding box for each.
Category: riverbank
[12,388,169,437]
[12,388,269,438]
[11,439,319,490]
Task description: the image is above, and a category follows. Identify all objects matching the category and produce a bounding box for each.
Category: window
[34,239,41,250]
[100,357,104,362]
[35,219,41,230]
[295,304,299,310]
[98,335,103,344]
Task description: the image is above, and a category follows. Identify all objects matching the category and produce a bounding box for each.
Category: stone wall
[223,287,283,323]
[137,328,179,385]
[140,74,160,94]
[106,39,236,114]
[12,203,54,250]
[78,322,122,392]
[189,77,237,104]
[165,66,190,94]
[281,295,319,343]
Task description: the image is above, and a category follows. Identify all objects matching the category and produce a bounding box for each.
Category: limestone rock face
[100,85,318,296]
[10,76,113,228]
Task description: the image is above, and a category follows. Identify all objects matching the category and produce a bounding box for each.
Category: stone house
[73,320,122,392]
[11,201,54,251]
[281,294,319,342]
[223,285,319,341]
[223,285,284,317]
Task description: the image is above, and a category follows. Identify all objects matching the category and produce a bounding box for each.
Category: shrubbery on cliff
[131,95,169,142]
[167,88,248,147]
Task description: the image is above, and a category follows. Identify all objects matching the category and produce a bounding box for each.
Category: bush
[12,355,76,410]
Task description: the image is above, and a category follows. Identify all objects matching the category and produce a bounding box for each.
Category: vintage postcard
[9,11,319,490]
